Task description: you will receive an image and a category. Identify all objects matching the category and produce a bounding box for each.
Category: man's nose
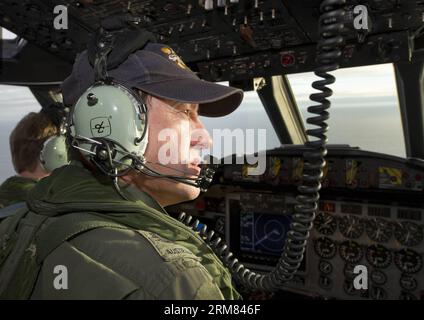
[190,120,212,149]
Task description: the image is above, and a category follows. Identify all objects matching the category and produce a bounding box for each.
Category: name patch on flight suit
[138,230,201,263]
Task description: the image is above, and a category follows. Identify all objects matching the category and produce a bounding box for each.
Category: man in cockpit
[0,25,243,299]
[0,106,64,209]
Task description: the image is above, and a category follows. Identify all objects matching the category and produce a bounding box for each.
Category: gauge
[344,263,356,279]
[394,222,423,247]
[314,237,337,259]
[370,269,387,285]
[370,286,387,300]
[318,275,333,290]
[394,249,423,274]
[314,212,337,236]
[318,260,333,274]
[343,279,357,296]
[366,245,392,269]
[339,241,363,263]
[339,215,364,239]
[399,292,417,300]
[399,275,417,291]
[365,218,393,243]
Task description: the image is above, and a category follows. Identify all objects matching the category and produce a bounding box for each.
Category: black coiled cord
[178,0,346,292]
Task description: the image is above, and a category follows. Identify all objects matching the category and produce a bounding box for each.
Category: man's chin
[173,182,201,203]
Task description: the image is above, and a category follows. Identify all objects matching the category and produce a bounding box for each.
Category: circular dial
[344,263,356,279]
[314,212,337,236]
[314,237,337,259]
[394,222,423,247]
[366,218,393,243]
[366,245,392,269]
[370,286,387,300]
[370,269,387,285]
[339,215,364,239]
[399,292,417,300]
[343,279,357,296]
[394,249,423,274]
[339,241,363,263]
[318,275,333,290]
[400,275,417,291]
[318,260,333,274]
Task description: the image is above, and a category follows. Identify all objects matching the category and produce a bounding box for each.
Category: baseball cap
[61,43,244,117]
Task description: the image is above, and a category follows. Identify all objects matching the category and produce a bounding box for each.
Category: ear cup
[40,135,70,172]
[70,83,148,169]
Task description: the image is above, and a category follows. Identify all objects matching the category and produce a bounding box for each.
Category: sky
[287,64,399,102]
[1,28,17,40]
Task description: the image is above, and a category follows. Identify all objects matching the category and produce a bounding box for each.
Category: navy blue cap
[62,43,244,117]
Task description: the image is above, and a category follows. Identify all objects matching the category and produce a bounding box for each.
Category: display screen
[240,211,292,256]
[229,193,306,271]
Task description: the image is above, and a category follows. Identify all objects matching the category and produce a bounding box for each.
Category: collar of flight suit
[26,161,166,216]
[24,161,241,300]
[0,175,38,208]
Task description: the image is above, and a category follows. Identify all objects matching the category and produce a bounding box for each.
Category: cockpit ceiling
[0,1,423,81]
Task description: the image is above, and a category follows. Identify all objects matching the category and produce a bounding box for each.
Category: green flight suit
[0,176,37,208]
[13,162,241,300]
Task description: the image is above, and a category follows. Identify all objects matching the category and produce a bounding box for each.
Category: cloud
[0,85,41,121]
[288,63,398,99]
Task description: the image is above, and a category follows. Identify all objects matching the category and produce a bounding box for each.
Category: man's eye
[182,109,191,116]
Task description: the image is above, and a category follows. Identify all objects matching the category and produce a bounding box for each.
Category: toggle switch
[217,0,226,7]
[205,0,213,10]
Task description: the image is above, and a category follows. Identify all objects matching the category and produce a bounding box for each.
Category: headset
[39,103,70,173]
[68,16,216,198]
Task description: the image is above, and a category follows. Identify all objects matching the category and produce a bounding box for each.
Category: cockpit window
[200,88,281,159]
[287,64,406,158]
[0,85,41,182]
[1,27,17,40]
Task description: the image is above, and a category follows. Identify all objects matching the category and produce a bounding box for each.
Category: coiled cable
[178,0,346,292]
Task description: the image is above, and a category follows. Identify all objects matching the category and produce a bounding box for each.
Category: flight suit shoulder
[33,226,224,299]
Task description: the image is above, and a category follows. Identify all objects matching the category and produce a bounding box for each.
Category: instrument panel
[168,147,424,300]
[298,196,422,300]
[220,146,424,194]
[0,0,422,78]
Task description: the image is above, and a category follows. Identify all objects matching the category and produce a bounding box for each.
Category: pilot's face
[132,95,212,207]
